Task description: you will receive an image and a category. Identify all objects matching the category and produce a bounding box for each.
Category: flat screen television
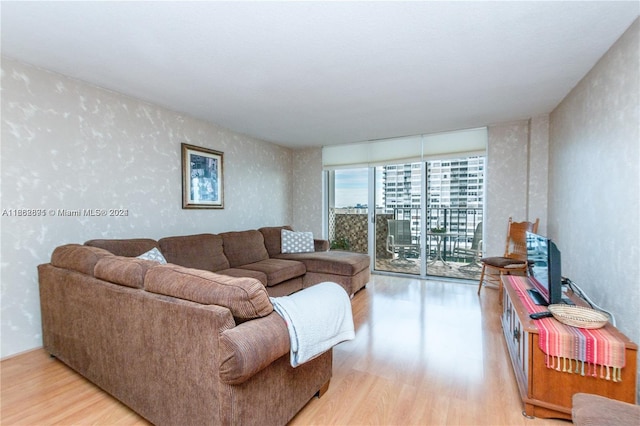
[526,231,566,306]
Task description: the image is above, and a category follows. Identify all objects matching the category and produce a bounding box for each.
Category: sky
[335,169,368,207]
[334,169,384,208]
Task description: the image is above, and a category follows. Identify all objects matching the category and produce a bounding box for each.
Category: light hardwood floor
[1,275,567,425]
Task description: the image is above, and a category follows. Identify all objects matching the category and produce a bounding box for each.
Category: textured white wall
[484,120,531,256]
[291,147,323,237]
[1,58,293,357]
[528,115,550,235]
[484,117,550,257]
[549,19,639,348]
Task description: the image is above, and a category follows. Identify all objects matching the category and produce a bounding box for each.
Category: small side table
[427,232,458,268]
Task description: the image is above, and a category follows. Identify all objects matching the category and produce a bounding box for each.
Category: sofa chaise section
[259,226,370,296]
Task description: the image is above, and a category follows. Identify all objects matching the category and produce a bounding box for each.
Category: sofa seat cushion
[238,259,306,287]
[51,244,114,276]
[220,230,269,267]
[84,238,159,257]
[158,233,230,272]
[144,264,273,321]
[216,268,268,287]
[219,311,290,385]
[276,250,370,276]
[94,255,159,289]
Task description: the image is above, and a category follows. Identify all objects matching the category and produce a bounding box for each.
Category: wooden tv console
[501,276,637,420]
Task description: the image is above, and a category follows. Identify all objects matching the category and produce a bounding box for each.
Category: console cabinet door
[502,289,529,395]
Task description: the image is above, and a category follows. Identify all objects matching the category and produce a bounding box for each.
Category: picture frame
[181,143,224,209]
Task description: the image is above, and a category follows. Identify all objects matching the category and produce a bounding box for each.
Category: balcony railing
[329,207,483,279]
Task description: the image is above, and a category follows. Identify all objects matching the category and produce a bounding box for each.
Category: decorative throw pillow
[137,247,167,264]
[281,229,315,254]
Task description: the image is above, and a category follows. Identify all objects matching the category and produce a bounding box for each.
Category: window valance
[322,127,487,169]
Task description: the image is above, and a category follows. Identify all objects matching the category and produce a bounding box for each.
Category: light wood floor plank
[1,274,566,425]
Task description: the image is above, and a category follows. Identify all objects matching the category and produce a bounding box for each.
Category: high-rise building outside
[382,156,484,237]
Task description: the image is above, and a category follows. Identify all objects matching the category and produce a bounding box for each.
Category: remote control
[529,311,554,320]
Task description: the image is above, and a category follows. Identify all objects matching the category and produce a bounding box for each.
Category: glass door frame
[326,156,484,281]
[368,163,429,277]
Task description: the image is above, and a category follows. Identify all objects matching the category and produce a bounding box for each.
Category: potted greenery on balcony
[330,237,351,251]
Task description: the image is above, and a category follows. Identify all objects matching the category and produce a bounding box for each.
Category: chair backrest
[470,222,483,250]
[504,217,539,260]
[388,220,413,245]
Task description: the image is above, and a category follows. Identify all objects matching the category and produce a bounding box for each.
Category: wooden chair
[477,217,539,299]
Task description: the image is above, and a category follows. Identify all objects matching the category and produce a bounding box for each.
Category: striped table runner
[506,275,626,382]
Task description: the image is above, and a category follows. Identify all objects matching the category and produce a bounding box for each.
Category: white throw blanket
[270,281,355,367]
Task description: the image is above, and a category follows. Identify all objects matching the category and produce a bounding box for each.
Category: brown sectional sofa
[85,226,369,297]
[38,226,369,426]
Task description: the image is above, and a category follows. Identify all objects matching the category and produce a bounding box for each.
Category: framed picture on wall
[182,143,224,209]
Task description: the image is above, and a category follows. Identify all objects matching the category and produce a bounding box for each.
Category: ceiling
[1,1,638,148]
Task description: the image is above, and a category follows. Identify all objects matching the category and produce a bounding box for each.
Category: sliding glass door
[423,157,484,279]
[327,156,485,280]
[323,128,487,280]
[374,162,423,275]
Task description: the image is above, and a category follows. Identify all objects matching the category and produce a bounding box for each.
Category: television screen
[526,232,563,305]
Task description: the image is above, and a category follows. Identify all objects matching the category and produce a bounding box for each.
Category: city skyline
[334,157,484,211]
[334,169,384,208]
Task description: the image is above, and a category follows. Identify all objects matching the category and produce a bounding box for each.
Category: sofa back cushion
[94,256,159,289]
[258,226,293,257]
[144,264,273,321]
[50,244,114,276]
[84,238,159,257]
[158,234,230,272]
[220,230,269,267]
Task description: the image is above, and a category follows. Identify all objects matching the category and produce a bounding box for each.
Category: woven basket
[547,304,609,329]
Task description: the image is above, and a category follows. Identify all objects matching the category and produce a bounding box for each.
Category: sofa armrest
[219,312,290,385]
[314,239,329,252]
